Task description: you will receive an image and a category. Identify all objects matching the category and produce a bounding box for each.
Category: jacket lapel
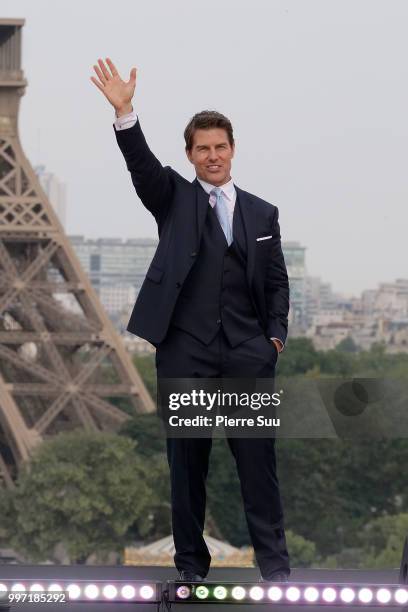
[194,178,211,242]
[235,185,256,287]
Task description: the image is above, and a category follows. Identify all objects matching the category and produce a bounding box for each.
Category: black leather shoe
[178,570,206,582]
[259,571,289,583]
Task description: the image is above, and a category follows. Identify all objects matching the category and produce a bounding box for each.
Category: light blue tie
[211,187,233,246]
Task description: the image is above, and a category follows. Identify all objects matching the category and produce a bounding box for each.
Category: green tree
[132,354,157,399]
[336,336,359,353]
[119,413,171,541]
[286,530,316,567]
[359,512,408,568]
[278,338,319,376]
[0,431,153,563]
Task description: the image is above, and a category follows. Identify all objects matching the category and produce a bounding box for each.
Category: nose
[208,148,219,162]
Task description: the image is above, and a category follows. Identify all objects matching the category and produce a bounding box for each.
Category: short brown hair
[184,110,234,152]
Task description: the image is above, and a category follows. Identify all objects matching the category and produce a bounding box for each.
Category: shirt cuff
[270,337,284,353]
[114,108,138,131]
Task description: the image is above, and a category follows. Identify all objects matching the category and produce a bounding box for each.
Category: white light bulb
[286,586,301,602]
[121,585,136,600]
[268,586,283,601]
[66,584,81,600]
[304,586,319,602]
[231,586,246,600]
[249,586,264,601]
[358,588,373,603]
[322,587,337,602]
[84,584,99,599]
[102,585,117,599]
[395,589,408,604]
[140,585,154,600]
[376,588,391,603]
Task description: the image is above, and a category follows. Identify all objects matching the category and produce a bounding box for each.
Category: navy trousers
[155,325,290,578]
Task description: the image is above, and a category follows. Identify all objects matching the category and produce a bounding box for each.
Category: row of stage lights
[0,581,160,603]
[170,582,408,605]
[1,580,408,605]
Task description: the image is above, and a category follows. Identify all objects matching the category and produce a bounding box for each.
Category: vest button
[216,319,221,324]
[190,251,197,257]
[176,282,181,288]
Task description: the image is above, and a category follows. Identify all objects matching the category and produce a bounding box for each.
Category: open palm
[90,57,136,113]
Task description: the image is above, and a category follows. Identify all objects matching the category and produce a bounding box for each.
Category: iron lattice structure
[0,18,155,488]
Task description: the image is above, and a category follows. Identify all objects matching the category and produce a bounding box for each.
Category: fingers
[128,67,137,84]
[90,76,105,93]
[105,57,118,77]
[93,63,107,85]
[98,58,110,81]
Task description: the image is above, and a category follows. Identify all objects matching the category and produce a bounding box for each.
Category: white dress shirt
[113,109,283,353]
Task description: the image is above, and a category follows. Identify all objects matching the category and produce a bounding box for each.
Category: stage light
[0,580,161,604]
[66,584,81,600]
[213,585,227,599]
[304,586,319,602]
[286,586,301,602]
[340,587,355,603]
[249,586,264,601]
[195,585,209,599]
[358,587,373,603]
[5,579,408,607]
[395,588,408,604]
[84,584,99,600]
[102,585,117,600]
[376,588,391,603]
[231,586,246,600]
[268,585,283,601]
[121,585,136,600]
[322,587,337,602]
[140,585,154,600]
[176,585,191,599]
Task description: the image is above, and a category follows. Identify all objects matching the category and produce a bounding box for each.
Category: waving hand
[90,57,136,116]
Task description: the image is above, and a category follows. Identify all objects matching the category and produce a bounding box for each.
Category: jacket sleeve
[264,206,290,344]
[113,119,173,226]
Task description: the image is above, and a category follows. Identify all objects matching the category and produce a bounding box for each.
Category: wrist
[115,103,133,118]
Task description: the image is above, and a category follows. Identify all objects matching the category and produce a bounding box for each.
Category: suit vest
[170,196,263,347]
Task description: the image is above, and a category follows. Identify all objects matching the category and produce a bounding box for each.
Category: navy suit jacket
[114,120,290,346]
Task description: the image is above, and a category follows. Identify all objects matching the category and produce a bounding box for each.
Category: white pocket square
[256,235,272,241]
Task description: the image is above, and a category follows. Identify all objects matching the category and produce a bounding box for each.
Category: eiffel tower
[0,18,155,488]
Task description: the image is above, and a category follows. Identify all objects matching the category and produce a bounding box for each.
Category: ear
[231,142,235,158]
[186,147,193,164]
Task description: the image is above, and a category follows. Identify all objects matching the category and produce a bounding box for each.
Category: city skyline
[2,0,407,295]
[67,232,407,302]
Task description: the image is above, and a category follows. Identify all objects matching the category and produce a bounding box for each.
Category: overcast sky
[2,0,407,296]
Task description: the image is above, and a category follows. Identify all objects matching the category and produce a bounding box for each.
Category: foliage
[119,413,171,541]
[358,512,408,568]
[0,431,152,563]
[285,530,316,567]
[132,354,157,399]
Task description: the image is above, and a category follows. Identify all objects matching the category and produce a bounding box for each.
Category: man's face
[186,128,235,186]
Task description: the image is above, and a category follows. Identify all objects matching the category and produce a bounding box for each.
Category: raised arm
[90,58,172,223]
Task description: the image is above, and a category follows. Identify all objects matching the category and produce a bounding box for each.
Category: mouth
[206,165,222,172]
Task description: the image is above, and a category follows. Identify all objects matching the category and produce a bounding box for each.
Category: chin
[207,174,226,185]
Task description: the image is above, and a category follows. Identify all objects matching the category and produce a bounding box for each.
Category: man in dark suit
[91,57,290,582]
